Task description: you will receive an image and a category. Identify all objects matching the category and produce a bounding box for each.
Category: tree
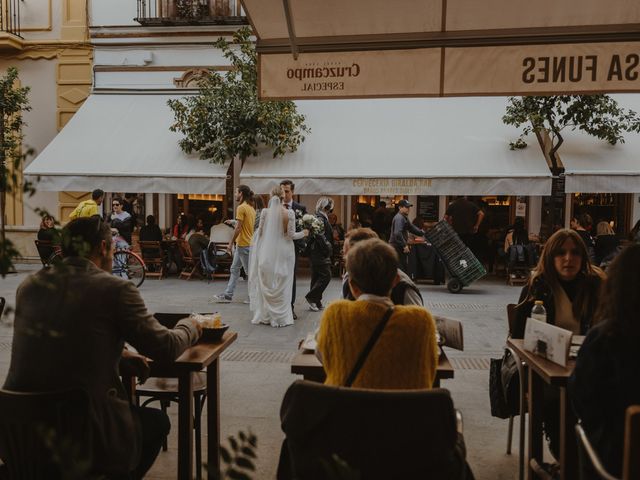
[168,27,310,166]
[503,95,640,175]
[0,66,31,276]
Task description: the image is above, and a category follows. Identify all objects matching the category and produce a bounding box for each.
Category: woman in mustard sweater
[317,238,438,390]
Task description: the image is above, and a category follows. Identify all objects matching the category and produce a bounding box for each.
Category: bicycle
[48,243,146,288]
[112,247,146,288]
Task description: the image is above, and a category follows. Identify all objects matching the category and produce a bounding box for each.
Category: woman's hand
[302,229,310,237]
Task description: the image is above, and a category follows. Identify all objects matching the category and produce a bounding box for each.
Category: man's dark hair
[91,189,104,201]
[346,238,398,296]
[280,179,295,191]
[146,215,156,226]
[577,213,593,229]
[61,216,112,257]
[237,184,254,203]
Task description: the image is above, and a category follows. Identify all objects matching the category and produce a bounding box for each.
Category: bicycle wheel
[113,250,146,288]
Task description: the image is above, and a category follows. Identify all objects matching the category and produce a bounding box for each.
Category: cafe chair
[177,240,201,280]
[0,388,92,480]
[138,241,165,279]
[575,406,640,480]
[278,380,473,480]
[506,303,527,480]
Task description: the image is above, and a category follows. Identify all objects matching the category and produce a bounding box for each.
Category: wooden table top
[291,349,454,380]
[507,338,574,386]
[149,332,237,377]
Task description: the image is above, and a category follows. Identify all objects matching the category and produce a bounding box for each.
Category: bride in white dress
[249,190,307,327]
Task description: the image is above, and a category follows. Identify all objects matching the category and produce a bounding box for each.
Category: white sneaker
[211,293,232,303]
[243,299,250,304]
[306,299,320,312]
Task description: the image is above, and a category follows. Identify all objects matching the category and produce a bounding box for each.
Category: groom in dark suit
[280,179,306,320]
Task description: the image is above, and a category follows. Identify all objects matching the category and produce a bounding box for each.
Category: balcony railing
[1,0,21,38]
[135,0,247,26]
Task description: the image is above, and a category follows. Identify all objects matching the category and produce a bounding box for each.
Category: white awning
[240,97,552,195]
[560,94,640,193]
[24,94,229,194]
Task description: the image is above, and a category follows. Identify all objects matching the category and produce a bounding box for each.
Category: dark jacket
[594,234,620,266]
[3,258,199,474]
[389,213,424,249]
[110,214,133,245]
[139,224,163,242]
[568,324,640,478]
[308,212,333,265]
[513,273,603,339]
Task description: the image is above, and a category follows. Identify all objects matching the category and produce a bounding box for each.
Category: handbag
[489,348,521,419]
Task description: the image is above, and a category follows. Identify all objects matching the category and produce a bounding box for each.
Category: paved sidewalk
[0,265,524,479]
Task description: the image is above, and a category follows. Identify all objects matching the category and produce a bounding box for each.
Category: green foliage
[0,66,32,277]
[168,27,309,165]
[214,430,258,480]
[503,94,640,151]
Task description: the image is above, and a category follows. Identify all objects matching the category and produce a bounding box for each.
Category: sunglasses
[112,203,120,207]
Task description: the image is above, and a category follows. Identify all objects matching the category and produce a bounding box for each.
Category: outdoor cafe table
[291,349,454,387]
[124,331,237,480]
[507,338,577,480]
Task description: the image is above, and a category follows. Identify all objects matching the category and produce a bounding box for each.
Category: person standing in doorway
[212,185,256,303]
[444,196,485,254]
[305,197,335,311]
[389,199,424,274]
[69,189,104,220]
[280,179,307,319]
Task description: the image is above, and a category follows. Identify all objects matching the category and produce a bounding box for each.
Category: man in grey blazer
[3,216,202,479]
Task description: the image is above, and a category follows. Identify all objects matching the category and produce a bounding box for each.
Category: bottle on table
[531,300,547,323]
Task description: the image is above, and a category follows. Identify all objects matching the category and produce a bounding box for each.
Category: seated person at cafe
[341,228,423,306]
[594,221,620,267]
[514,228,604,460]
[139,214,163,242]
[503,216,538,272]
[187,216,209,257]
[569,244,640,479]
[317,238,438,389]
[3,216,202,479]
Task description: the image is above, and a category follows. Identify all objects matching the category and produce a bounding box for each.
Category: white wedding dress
[249,196,304,327]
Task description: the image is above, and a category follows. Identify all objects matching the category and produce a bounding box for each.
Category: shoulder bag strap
[344,306,395,387]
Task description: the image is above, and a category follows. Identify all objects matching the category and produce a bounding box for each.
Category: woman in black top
[569,244,640,479]
[37,215,56,242]
[594,221,619,267]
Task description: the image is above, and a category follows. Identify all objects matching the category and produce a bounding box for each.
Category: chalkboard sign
[417,196,439,222]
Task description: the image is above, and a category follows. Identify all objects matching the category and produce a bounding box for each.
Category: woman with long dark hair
[513,229,604,339]
[513,229,606,463]
[569,244,640,478]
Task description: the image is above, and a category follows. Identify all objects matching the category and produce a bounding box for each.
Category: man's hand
[120,350,152,384]
[403,245,410,253]
[189,318,203,337]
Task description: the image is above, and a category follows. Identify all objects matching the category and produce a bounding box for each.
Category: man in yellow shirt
[213,185,256,302]
[68,189,104,220]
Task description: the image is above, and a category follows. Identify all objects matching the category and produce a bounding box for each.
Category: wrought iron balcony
[135,0,247,26]
[0,0,23,51]
[1,0,21,36]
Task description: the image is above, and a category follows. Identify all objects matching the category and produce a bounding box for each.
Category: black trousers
[394,246,409,274]
[306,263,332,305]
[109,406,170,480]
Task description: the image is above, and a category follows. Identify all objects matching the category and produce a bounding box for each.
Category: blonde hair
[596,221,614,236]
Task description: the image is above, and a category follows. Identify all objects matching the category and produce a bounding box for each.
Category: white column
[528,196,542,236]
[564,194,573,228]
[408,195,418,220]
[158,193,167,230]
[439,196,448,220]
[632,194,640,227]
[145,194,154,222]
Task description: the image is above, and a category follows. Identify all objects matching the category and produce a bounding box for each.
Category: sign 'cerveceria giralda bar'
[243,0,640,99]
